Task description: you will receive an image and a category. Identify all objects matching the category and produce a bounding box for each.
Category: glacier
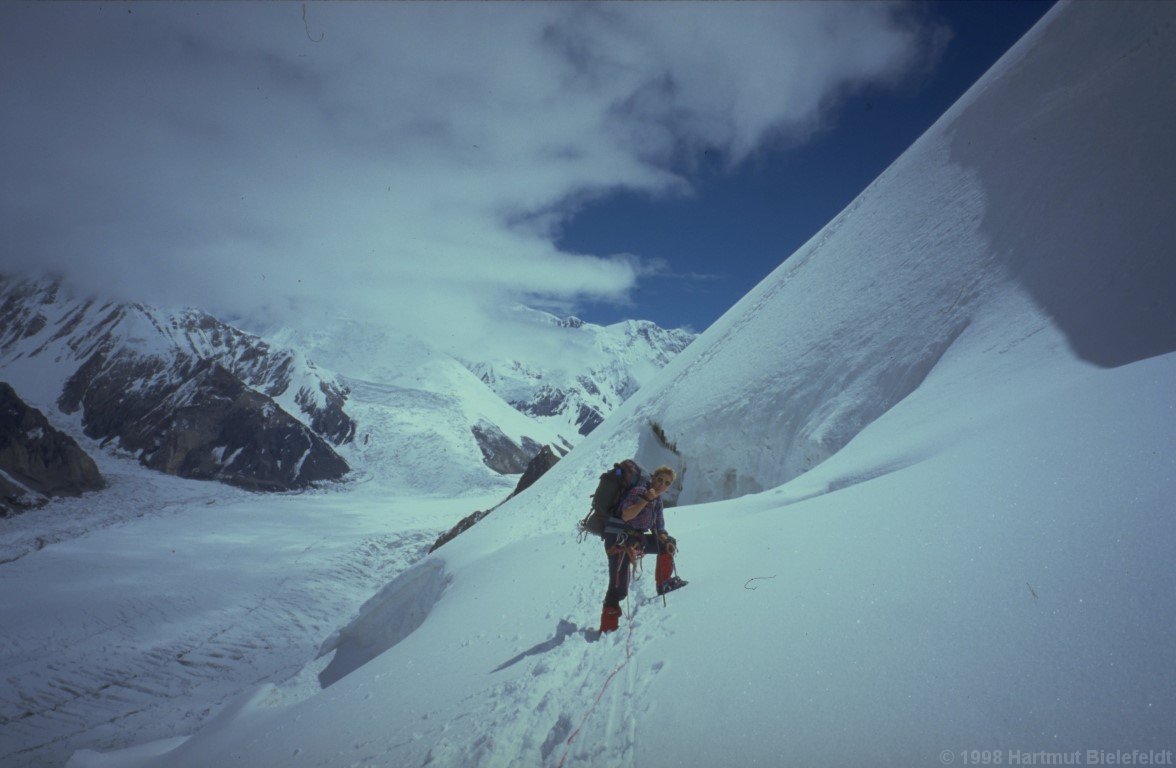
[3,1,1174,766]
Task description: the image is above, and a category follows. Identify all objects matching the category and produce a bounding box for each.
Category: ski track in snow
[0,456,442,768]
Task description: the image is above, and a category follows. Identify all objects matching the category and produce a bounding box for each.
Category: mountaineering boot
[600,605,623,633]
[657,575,688,595]
[655,552,681,594]
[655,552,687,594]
[655,553,674,585]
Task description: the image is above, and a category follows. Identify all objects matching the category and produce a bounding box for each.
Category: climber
[599,465,686,632]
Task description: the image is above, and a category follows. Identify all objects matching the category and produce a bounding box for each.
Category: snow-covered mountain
[0,278,693,498]
[464,306,695,438]
[268,317,572,494]
[61,2,1175,766]
[0,277,353,491]
[259,314,687,495]
[0,287,695,760]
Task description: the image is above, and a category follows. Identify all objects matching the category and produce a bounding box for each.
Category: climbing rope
[556,531,681,765]
[554,594,635,768]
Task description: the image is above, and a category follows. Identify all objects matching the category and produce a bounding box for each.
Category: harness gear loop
[606,533,645,587]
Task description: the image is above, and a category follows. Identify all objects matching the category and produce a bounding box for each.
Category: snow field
[639,358,1176,766]
[116,530,680,768]
[0,447,499,767]
[82,329,1176,767]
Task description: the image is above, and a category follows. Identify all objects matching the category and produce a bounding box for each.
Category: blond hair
[652,466,676,483]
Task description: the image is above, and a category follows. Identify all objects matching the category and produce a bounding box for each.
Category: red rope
[555,598,635,768]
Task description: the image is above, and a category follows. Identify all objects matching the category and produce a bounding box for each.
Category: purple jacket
[607,484,666,533]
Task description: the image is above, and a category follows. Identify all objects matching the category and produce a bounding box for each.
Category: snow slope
[82,326,1174,768]
[67,2,1176,767]
[606,0,1176,506]
[0,296,692,762]
[0,440,501,768]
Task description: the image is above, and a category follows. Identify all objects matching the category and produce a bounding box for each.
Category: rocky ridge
[429,443,562,553]
[0,382,104,516]
[0,277,352,491]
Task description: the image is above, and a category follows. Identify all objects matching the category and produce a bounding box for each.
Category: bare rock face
[0,382,104,516]
[60,355,348,491]
[428,508,493,554]
[296,380,355,447]
[0,277,352,492]
[162,310,358,447]
[470,420,533,475]
[512,444,561,497]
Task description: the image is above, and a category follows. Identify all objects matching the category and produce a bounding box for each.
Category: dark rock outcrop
[470,420,532,474]
[428,507,493,554]
[0,276,355,492]
[519,385,567,418]
[296,381,356,446]
[574,404,604,436]
[60,354,348,491]
[1,278,357,454]
[134,306,356,448]
[429,444,562,553]
[0,383,104,516]
[513,444,561,497]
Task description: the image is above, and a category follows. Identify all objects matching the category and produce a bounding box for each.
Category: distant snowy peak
[0,276,353,490]
[465,307,695,436]
[0,277,693,492]
[263,316,575,479]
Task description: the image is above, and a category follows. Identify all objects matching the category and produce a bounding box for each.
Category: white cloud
[0,1,940,358]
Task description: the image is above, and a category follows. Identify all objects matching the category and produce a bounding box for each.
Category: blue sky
[1,1,1055,358]
[561,1,1056,333]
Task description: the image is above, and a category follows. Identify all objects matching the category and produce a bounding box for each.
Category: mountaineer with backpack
[592,463,687,633]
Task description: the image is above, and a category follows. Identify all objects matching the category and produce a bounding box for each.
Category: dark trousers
[603,531,665,608]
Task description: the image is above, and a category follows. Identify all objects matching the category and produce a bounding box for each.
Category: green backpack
[579,459,646,538]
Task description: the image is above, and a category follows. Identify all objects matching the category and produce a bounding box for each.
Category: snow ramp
[316,557,449,688]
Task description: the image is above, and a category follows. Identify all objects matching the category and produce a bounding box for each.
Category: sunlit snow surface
[0,443,509,767]
[5,1,1176,766]
[79,295,1173,768]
